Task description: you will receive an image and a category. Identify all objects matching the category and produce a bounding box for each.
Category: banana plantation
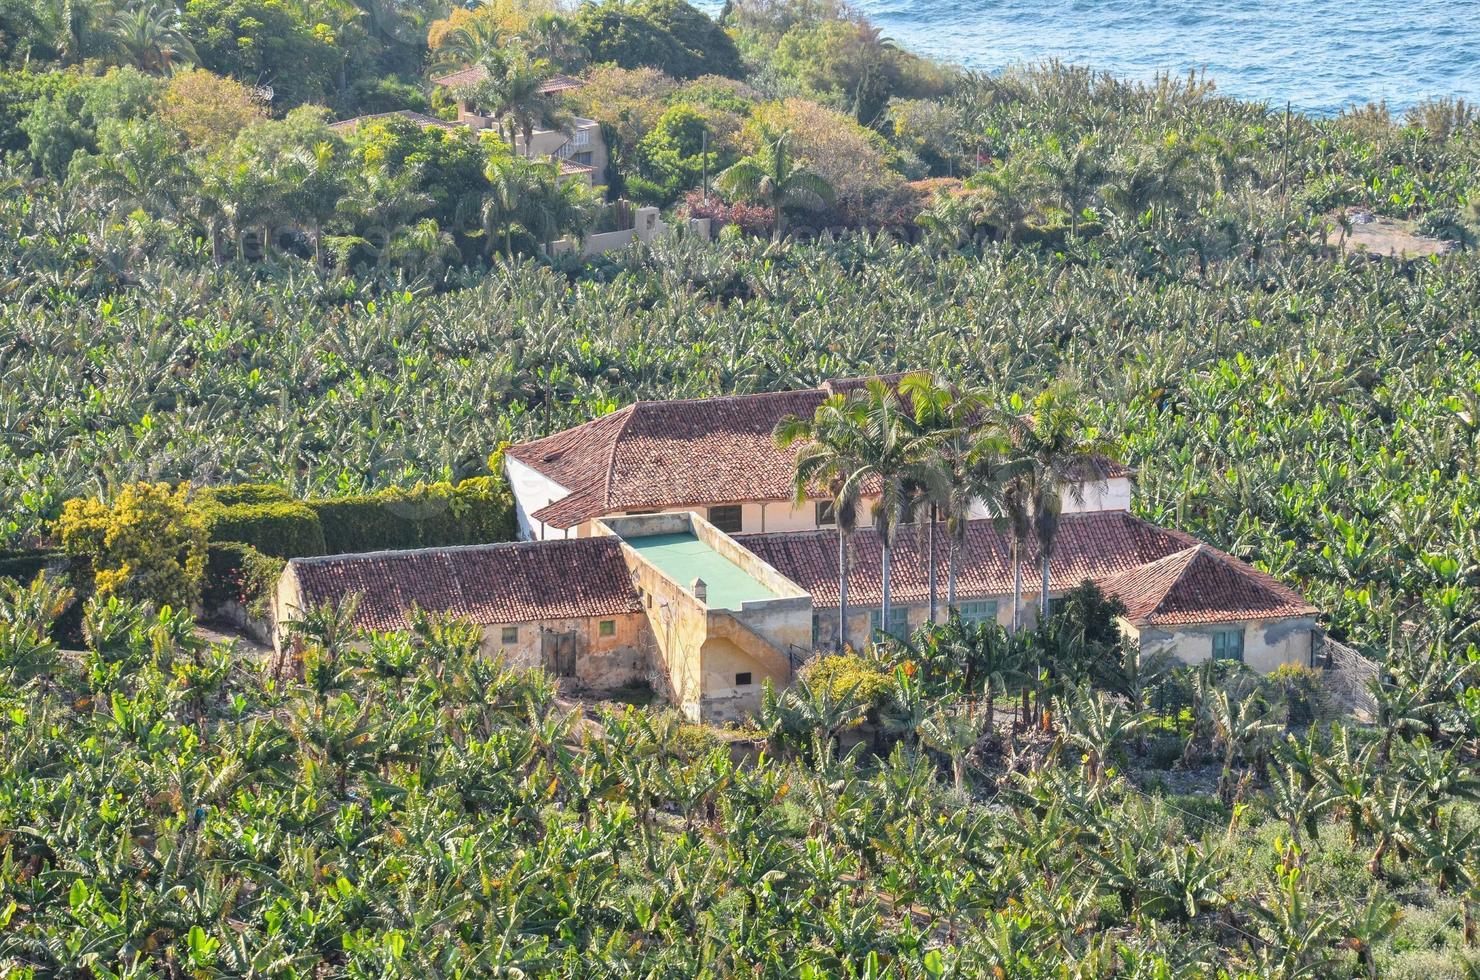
[3,63,1480,975]
[3,575,1480,976]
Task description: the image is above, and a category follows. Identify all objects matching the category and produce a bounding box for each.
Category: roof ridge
[626,385,828,409]
[287,536,613,566]
[601,402,641,512]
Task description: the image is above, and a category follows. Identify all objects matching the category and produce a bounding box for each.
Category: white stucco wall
[968,476,1132,519]
[1062,477,1133,514]
[505,456,571,541]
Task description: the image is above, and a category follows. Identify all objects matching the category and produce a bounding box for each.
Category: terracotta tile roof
[1098,544,1318,627]
[328,110,461,133]
[287,538,640,632]
[431,65,489,88]
[539,74,585,93]
[431,66,584,94]
[507,376,1134,528]
[510,389,831,528]
[738,510,1199,608]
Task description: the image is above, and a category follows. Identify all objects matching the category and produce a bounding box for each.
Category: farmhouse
[275,379,1320,722]
[502,378,1132,540]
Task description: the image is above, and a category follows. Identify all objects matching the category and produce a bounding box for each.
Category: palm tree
[72,119,192,219]
[775,393,869,651]
[278,142,345,270]
[525,159,599,254]
[969,154,1042,245]
[999,380,1119,622]
[434,16,506,72]
[900,372,965,620]
[481,153,534,259]
[999,466,1035,631]
[108,1,197,76]
[717,131,836,242]
[466,53,566,156]
[1036,134,1108,241]
[849,379,944,637]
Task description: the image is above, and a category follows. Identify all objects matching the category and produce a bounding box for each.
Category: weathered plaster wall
[271,566,306,655]
[1126,616,1317,673]
[477,612,651,690]
[273,562,651,692]
[813,593,1032,651]
[598,512,808,722]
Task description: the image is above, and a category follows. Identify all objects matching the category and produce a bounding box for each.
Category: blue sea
[709,0,1480,115]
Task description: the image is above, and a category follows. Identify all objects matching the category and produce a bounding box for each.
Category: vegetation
[4,1,1480,971]
[1,582,1479,974]
[55,481,208,609]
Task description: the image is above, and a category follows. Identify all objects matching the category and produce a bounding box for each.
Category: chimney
[691,577,707,602]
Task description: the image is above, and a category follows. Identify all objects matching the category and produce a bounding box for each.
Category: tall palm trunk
[1039,543,1052,620]
[946,533,959,613]
[837,528,849,650]
[1010,537,1024,630]
[880,539,892,639]
[926,506,938,622]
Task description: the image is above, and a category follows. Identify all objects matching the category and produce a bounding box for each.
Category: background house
[430,68,608,187]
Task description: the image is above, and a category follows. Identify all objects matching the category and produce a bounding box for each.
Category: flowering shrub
[677,190,774,236]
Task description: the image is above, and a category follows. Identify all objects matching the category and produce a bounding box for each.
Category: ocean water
[714,0,1480,115]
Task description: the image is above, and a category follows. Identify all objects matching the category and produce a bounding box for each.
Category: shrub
[800,654,893,710]
[203,542,286,618]
[678,189,775,236]
[1262,663,1327,725]
[56,482,208,610]
[198,483,294,507]
[312,477,515,555]
[201,500,327,559]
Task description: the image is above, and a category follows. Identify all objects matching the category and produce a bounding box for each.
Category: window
[598,619,616,637]
[870,606,909,639]
[815,501,836,527]
[707,505,743,533]
[958,601,999,626]
[735,672,753,686]
[573,151,594,166]
[1212,628,1244,662]
[501,626,519,645]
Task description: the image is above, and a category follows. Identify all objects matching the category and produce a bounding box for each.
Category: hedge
[312,477,515,554]
[201,501,327,560]
[0,547,65,584]
[198,483,294,507]
[203,542,286,619]
[195,477,515,560]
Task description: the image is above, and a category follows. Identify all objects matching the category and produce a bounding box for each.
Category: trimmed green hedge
[312,477,515,554]
[0,548,65,583]
[204,542,286,618]
[197,477,515,576]
[199,483,294,507]
[202,501,328,560]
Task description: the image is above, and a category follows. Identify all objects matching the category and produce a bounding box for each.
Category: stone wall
[1316,635,1379,721]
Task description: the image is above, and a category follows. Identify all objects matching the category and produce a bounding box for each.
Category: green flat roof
[624,532,778,610]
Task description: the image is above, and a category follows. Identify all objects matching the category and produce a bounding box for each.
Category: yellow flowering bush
[56,482,209,610]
